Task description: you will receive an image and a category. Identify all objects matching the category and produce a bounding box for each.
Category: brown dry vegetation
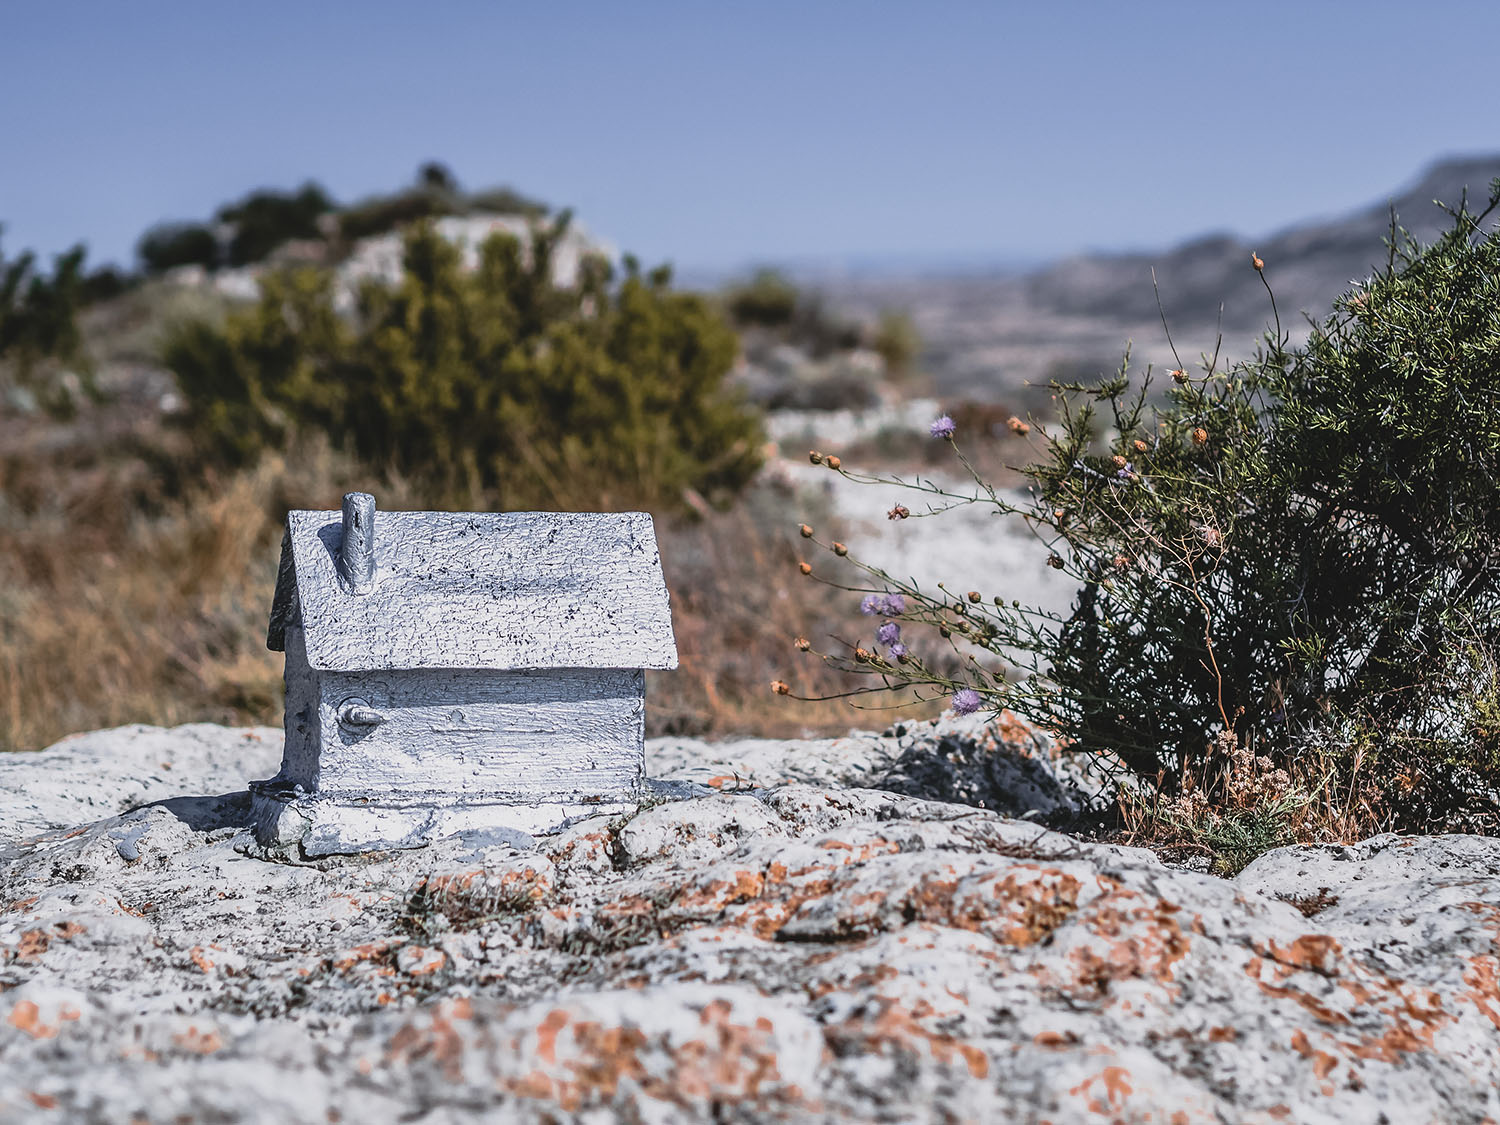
[0,402,876,753]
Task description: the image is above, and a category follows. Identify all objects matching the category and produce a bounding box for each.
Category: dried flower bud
[967,590,982,603]
[826,456,842,471]
[1007,415,1031,435]
[808,451,823,465]
[832,542,848,556]
[939,626,952,638]
[794,636,811,652]
[798,561,812,575]
[771,680,791,695]
[1252,252,1264,272]
[887,504,910,521]
[1170,368,1189,384]
[855,647,871,662]
[1192,427,1209,446]
[1112,554,1130,570]
[1047,554,1065,570]
[799,523,814,538]
[1111,454,1127,468]
[1133,439,1148,452]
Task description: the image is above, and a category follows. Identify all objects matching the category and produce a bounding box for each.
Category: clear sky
[3,1,1498,275]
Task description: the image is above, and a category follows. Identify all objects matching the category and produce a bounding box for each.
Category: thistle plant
[789,183,1500,833]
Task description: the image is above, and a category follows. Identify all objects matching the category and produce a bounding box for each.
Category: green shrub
[726,269,799,329]
[336,163,547,243]
[138,222,219,274]
[803,184,1500,834]
[1,233,94,414]
[217,182,334,266]
[337,188,450,243]
[162,216,764,513]
[464,185,549,219]
[873,310,921,378]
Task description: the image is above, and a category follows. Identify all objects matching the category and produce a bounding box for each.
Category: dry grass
[650,483,938,738]
[0,408,880,752]
[1111,731,1389,873]
[834,398,1037,486]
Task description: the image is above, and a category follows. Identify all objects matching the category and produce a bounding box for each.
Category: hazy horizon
[5,1,1500,276]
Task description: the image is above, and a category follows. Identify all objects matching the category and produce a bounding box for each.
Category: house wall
[276,625,323,790]
[312,667,646,804]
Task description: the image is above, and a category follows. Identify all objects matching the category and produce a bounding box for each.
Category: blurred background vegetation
[0,164,944,753]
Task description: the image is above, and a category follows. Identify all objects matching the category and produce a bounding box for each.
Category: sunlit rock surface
[3,722,1499,1122]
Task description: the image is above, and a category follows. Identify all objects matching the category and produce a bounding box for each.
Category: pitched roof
[267,509,677,672]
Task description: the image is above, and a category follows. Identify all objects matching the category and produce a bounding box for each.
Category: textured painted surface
[275,625,321,790]
[268,508,677,671]
[5,721,1500,1122]
[313,667,645,802]
[334,492,376,595]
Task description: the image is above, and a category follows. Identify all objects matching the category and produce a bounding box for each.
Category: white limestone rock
[2,721,1499,1122]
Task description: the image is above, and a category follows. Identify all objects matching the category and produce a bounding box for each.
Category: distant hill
[1028,155,1500,332]
[821,155,1500,401]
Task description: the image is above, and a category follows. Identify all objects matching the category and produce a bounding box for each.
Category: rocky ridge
[3,721,1499,1122]
[825,154,1500,400]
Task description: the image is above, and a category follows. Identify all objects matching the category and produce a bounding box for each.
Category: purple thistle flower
[1115,461,1134,480]
[951,688,983,715]
[862,592,907,616]
[876,621,901,646]
[888,642,908,659]
[929,414,956,439]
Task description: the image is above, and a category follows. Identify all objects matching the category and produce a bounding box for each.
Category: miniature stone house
[250,492,677,854]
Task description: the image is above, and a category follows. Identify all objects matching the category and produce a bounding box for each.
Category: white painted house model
[249,492,677,855]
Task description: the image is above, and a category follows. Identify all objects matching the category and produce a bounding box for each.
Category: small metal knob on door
[338,697,385,729]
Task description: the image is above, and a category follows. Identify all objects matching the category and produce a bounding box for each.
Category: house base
[248,779,644,857]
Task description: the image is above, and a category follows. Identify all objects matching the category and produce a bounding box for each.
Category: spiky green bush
[217,182,334,267]
[0,233,96,416]
[138,222,219,273]
[804,184,1500,833]
[163,216,763,512]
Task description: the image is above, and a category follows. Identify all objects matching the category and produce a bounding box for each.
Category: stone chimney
[338,492,376,595]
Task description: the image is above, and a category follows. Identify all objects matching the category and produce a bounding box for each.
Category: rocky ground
[3,721,1500,1123]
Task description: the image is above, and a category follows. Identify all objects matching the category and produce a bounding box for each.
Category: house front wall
[277,625,323,790]
[312,667,646,804]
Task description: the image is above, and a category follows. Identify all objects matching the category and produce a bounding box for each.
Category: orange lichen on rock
[1264,934,1343,976]
[1057,890,1193,1000]
[995,709,1039,746]
[396,945,447,977]
[7,1000,82,1040]
[8,921,86,965]
[1068,1065,1135,1115]
[421,861,554,921]
[495,997,813,1114]
[826,996,988,1079]
[1289,1029,1339,1079]
[1462,956,1500,1030]
[384,997,475,1083]
[1033,1029,1080,1050]
[171,1026,224,1055]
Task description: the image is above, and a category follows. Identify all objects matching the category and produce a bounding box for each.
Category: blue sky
[3,1,1498,275]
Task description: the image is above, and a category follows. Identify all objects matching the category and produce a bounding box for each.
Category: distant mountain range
[821,155,1500,402]
[1028,155,1500,330]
